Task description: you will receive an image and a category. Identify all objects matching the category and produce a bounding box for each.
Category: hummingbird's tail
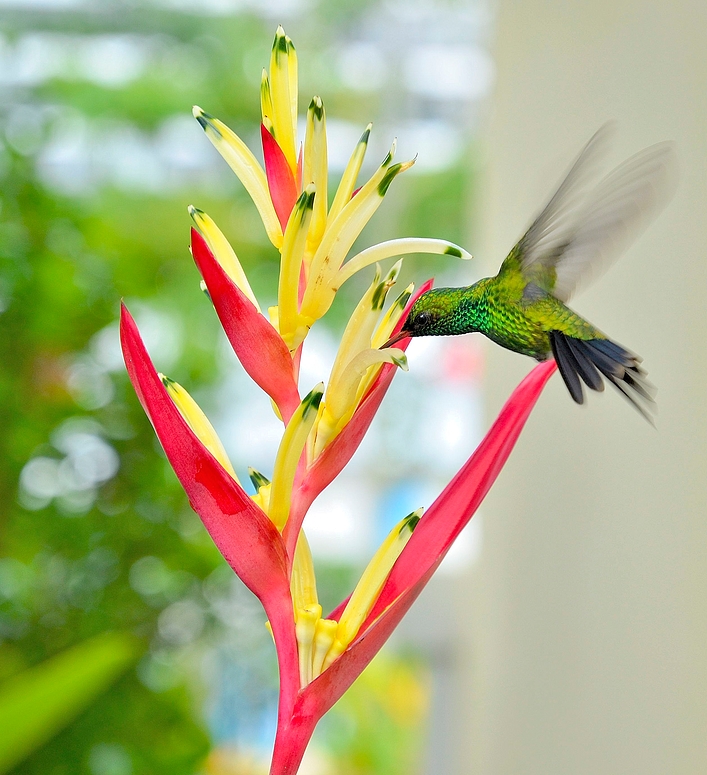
[549,331,655,422]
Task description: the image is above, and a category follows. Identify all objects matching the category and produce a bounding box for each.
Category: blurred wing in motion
[512,127,677,302]
[516,124,614,273]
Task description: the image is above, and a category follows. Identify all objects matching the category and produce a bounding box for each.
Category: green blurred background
[0,2,486,773]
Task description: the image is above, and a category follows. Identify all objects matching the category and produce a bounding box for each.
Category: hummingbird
[383,127,676,420]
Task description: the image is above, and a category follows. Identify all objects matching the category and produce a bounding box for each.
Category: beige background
[452,1,707,773]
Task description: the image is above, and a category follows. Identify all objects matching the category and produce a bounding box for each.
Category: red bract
[262,124,299,231]
[191,229,301,424]
[120,305,300,715]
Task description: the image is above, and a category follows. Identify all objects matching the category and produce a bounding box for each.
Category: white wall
[457,2,707,773]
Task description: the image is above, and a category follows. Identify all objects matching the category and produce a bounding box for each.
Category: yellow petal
[291,530,319,612]
[336,237,472,289]
[192,106,283,249]
[269,26,298,173]
[336,508,422,648]
[328,261,401,394]
[371,282,414,350]
[285,34,298,138]
[248,466,271,490]
[160,374,240,485]
[328,123,371,224]
[260,69,274,134]
[301,144,415,324]
[314,344,406,458]
[325,347,407,422]
[321,636,346,672]
[278,184,316,350]
[305,398,325,466]
[312,618,338,678]
[251,484,271,513]
[291,529,322,688]
[268,305,279,333]
[248,467,271,513]
[347,283,415,405]
[295,604,322,687]
[269,384,324,530]
[303,97,328,254]
[188,206,261,311]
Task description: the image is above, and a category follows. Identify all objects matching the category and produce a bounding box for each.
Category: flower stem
[269,713,318,775]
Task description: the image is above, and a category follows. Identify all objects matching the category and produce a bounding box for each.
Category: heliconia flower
[121,25,560,775]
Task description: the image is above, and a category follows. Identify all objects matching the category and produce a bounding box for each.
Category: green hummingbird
[384,127,676,420]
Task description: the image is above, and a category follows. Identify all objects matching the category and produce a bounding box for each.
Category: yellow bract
[328,124,371,224]
[291,532,322,687]
[192,106,283,249]
[160,374,240,485]
[269,26,298,173]
[323,508,423,671]
[188,206,261,311]
[303,97,328,254]
[312,263,406,457]
[269,385,323,531]
[278,185,316,350]
[337,237,472,289]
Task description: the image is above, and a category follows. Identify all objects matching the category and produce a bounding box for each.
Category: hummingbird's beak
[380,330,410,349]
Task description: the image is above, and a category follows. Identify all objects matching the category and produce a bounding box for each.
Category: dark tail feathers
[549,331,655,422]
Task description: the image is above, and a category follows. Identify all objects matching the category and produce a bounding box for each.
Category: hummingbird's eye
[416,311,434,327]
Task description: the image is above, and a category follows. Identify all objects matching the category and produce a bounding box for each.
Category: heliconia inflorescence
[120,26,557,775]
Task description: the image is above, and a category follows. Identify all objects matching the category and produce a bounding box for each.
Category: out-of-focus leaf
[0,631,141,774]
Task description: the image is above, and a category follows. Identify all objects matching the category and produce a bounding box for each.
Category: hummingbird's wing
[508,128,677,303]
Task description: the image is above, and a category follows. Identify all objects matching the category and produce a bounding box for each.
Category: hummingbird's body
[386,127,677,419]
[426,265,599,359]
[420,253,604,360]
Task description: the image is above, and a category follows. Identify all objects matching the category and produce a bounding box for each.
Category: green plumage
[390,127,677,419]
[410,251,604,361]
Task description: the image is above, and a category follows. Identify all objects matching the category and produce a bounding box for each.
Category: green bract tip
[302,385,324,415]
[309,96,324,121]
[378,161,409,196]
[248,467,271,490]
[400,508,423,534]
[444,245,463,258]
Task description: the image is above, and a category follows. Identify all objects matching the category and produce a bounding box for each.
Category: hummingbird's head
[381,289,455,347]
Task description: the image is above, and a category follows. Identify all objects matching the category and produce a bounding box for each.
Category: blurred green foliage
[0,632,139,774]
[0,3,473,774]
